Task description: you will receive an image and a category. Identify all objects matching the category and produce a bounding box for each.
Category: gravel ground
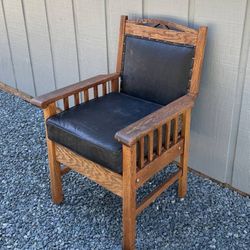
[0,90,250,250]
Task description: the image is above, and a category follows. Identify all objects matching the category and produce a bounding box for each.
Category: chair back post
[111,15,128,92]
[189,26,208,97]
[116,15,128,74]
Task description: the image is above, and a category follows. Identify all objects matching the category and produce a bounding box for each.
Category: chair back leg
[122,144,137,250]
[178,108,191,198]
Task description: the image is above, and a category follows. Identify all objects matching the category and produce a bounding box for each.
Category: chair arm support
[30,73,120,109]
[115,94,195,146]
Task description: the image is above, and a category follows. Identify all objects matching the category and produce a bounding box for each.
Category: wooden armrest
[115,95,195,146]
[31,73,120,108]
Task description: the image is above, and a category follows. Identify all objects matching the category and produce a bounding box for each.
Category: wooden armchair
[31,16,207,250]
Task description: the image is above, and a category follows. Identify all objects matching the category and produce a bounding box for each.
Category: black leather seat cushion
[46,93,162,174]
[121,35,195,105]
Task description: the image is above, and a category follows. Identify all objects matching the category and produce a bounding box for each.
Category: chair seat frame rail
[31,15,207,250]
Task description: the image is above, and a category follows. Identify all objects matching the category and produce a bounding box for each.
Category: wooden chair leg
[178,109,191,198]
[44,103,63,204]
[47,139,63,204]
[122,144,137,250]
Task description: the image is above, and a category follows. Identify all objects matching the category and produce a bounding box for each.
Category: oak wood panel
[31,73,119,108]
[129,19,197,34]
[136,169,181,215]
[55,143,123,197]
[125,22,197,46]
[115,95,194,146]
[136,140,184,188]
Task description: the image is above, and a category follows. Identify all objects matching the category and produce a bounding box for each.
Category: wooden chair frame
[31,16,207,250]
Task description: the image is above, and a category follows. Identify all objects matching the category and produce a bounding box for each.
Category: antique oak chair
[31,16,207,250]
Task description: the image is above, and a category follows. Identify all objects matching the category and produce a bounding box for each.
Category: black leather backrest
[121,35,195,105]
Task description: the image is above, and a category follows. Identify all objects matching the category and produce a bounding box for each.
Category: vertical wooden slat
[173,117,179,144]
[148,131,154,162]
[84,89,89,102]
[178,109,191,198]
[157,127,162,155]
[165,121,171,149]
[93,85,98,98]
[122,144,137,250]
[63,97,69,110]
[74,92,79,105]
[139,137,144,168]
[102,82,107,96]
[111,78,119,92]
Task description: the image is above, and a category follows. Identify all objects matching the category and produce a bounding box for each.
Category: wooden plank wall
[0,0,249,194]
[232,0,250,194]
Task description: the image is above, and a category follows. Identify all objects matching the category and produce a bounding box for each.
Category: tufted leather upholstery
[46,93,162,174]
[121,35,195,105]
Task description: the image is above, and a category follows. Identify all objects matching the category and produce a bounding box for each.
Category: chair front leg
[122,144,137,250]
[44,103,63,204]
[178,108,191,198]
